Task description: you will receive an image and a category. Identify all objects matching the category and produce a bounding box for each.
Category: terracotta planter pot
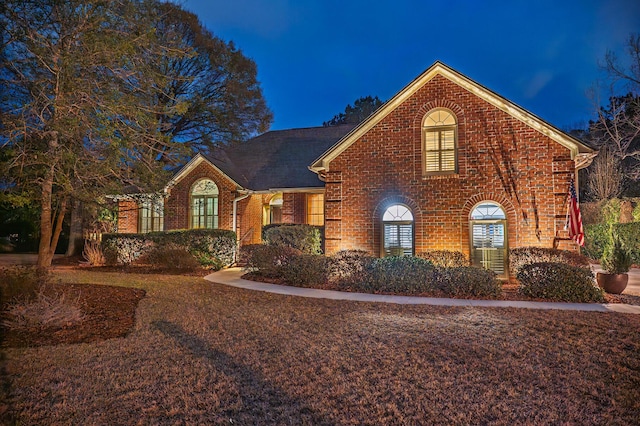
[596,272,629,294]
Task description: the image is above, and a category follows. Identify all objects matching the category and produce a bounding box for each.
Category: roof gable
[164,153,243,193]
[310,61,594,172]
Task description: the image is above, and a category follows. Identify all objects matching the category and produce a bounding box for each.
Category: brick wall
[117,200,139,233]
[325,74,578,257]
[236,194,265,245]
[164,161,238,231]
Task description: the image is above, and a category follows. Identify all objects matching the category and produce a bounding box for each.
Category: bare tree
[587,146,623,201]
[588,34,640,185]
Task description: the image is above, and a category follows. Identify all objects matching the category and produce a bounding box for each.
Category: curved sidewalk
[205,268,640,314]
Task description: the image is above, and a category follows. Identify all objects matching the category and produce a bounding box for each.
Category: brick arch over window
[412,100,466,176]
[372,195,422,257]
[461,193,518,255]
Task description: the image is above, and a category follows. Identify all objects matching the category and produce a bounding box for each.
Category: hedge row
[584,222,640,264]
[243,247,502,298]
[101,229,237,270]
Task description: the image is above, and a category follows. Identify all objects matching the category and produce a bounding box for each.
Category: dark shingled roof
[205,124,356,191]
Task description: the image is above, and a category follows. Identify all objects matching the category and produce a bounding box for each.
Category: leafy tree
[324,95,384,126]
[150,3,272,155]
[0,0,189,267]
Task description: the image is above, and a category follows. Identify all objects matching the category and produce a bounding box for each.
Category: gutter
[232,191,251,233]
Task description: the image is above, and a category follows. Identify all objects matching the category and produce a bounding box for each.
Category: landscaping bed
[2,268,639,425]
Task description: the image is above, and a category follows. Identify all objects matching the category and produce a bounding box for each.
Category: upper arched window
[191,179,219,229]
[422,108,457,174]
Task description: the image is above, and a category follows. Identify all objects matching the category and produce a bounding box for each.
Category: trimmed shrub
[102,233,151,266]
[143,245,201,271]
[437,267,501,298]
[509,247,591,276]
[243,245,302,278]
[280,254,329,287]
[263,224,323,254]
[328,250,374,289]
[363,256,437,294]
[417,250,468,267]
[516,262,604,303]
[101,229,236,269]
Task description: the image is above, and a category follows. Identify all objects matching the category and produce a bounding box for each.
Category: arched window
[469,202,507,278]
[382,204,414,257]
[191,179,219,229]
[264,193,283,225]
[422,108,457,174]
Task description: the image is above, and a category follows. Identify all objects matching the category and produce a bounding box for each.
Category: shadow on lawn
[153,320,327,425]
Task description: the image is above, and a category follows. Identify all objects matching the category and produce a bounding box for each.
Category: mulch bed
[1,282,145,348]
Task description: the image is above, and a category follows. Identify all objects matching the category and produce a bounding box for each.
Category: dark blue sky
[179,0,640,131]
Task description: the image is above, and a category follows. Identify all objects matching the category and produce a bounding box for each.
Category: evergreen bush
[280,254,329,287]
[416,250,469,267]
[263,224,323,254]
[436,267,501,297]
[328,250,374,289]
[509,247,590,276]
[516,262,604,303]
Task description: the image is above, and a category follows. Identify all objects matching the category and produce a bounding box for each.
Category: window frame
[380,204,414,257]
[422,108,458,175]
[138,197,164,233]
[306,193,324,226]
[190,179,219,229]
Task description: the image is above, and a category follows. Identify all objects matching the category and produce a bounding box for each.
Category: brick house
[115,62,594,278]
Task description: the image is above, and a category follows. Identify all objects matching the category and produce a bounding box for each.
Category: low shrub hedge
[142,245,201,271]
[362,256,437,294]
[509,247,591,276]
[101,229,236,270]
[416,250,468,267]
[280,254,329,287]
[263,224,323,254]
[436,267,501,297]
[516,262,604,303]
[243,244,302,278]
[102,234,151,266]
[328,250,374,289]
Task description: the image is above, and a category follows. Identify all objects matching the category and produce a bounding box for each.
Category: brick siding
[324,74,578,257]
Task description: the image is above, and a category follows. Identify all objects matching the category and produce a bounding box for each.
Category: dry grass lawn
[2,269,640,424]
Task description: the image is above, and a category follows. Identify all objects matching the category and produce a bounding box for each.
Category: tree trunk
[66,198,83,256]
[37,131,68,268]
[37,166,55,268]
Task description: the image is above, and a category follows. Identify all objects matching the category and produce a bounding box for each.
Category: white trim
[310,62,594,173]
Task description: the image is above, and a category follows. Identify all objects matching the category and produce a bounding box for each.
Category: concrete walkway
[205,268,640,314]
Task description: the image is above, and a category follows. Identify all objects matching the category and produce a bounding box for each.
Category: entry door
[470,220,507,278]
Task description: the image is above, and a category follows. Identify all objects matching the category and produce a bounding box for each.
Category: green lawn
[3,269,640,424]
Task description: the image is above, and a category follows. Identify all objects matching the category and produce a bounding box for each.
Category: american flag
[566,180,585,246]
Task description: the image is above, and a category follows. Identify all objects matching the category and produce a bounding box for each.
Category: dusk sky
[178,0,640,132]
